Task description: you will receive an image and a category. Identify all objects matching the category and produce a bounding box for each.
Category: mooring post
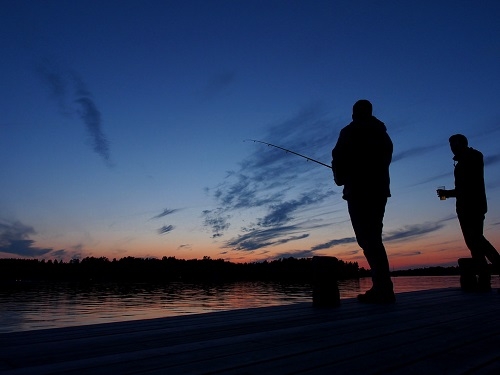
[312,256,341,307]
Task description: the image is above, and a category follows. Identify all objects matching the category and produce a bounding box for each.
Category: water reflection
[0,276,497,333]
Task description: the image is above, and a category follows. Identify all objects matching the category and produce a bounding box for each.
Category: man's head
[449,134,468,157]
[352,99,373,121]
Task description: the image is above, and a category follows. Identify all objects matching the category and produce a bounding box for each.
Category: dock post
[312,256,340,307]
[458,258,477,292]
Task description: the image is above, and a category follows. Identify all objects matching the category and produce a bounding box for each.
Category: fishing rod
[245,139,332,169]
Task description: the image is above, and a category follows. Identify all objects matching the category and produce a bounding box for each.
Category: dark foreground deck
[0,288,499,374]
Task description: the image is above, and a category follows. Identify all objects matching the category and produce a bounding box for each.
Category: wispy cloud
[151,208,180,235]
[37,62,112,166]
[392,144,441,162]
[411,172,452,186]
[269,241,361,261]
[0,220,55,257]
[389,251,422,257]
[202,209,231,238]
[484,153,500,166]
[158,225,175,235]
[258,191,331,228]
[72,73,111,165]
[150,208,179,220]
[213,173,286,211]
[383,221,445,242]
[51,249,70,258]
[205,105,341,250]
[38,64,69,113]
[310,237,357,251]
[224,225,309,251]
[304,219,448,257]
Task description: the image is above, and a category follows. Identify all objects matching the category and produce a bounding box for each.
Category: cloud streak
[72,74,111,165]
[202,209,231,238]
[150,208,180,235]
[310,237,357,251]
[304,219,447,257]
[258,191,332,228]
[384,221,445,242]
[205,105,340,249]
[224,225,309,251]
[38,63,112,166]
[0,221,55,257]
[392,143,441,162]
[158,225,175,235]
[150,208,179,220]
[484,153,500,166]
[412,172,452,186]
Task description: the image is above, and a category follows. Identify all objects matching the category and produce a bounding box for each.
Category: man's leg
[458,213,495,290]
[348,197,394,301]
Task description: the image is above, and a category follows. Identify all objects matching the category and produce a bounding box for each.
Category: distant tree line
[0,256,363,284]
[391,266,461,276]
[0,256,473,285]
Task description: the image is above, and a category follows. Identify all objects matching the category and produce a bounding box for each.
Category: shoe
[357,288,396,304]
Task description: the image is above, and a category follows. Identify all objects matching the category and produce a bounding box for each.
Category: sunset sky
[2,0,500,270]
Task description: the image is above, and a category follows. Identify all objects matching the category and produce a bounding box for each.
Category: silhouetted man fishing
[331,100,395,304]
[437,134,500,291]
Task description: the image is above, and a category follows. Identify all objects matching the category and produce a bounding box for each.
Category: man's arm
[437,188,456,198]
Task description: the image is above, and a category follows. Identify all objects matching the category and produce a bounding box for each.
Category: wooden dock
[0,288,499,374]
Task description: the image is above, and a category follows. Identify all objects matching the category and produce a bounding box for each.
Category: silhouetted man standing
[437,134,500,291]
[332,100,395,303]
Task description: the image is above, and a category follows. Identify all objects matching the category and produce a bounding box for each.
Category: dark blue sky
[1,0,500,269]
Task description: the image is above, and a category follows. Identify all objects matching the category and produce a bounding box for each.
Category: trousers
[347,196,392,291]
[458,211,500,275]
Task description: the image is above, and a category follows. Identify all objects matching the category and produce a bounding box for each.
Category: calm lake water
[1,276,498,333]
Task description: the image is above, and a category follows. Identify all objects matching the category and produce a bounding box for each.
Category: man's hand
[436,189,447,199]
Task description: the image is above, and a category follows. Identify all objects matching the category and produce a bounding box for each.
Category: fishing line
[244,139,332,169]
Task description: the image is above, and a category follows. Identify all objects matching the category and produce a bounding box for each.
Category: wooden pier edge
[0,288,499,374]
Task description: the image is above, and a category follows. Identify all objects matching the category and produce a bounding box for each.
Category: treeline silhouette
[391,266,460,276]
[0,256,363,283]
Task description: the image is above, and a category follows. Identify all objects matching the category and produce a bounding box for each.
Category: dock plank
[0,288,499,374]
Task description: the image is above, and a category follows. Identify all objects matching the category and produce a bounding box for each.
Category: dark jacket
[331,116,392,200]
[449,147,487,215]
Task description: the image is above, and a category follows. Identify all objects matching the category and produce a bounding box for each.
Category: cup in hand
[437,186,446,200]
